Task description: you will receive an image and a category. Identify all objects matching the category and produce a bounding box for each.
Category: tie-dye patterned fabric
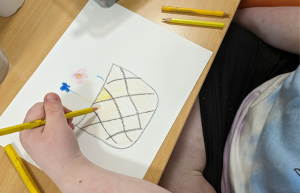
[222,66,300,193]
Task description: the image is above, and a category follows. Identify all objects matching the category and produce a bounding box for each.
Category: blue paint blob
[60,82,71,93]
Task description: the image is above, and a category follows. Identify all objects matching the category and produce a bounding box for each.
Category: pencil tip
[223,13,231,17]
[162,18,171,22]
[93,104,102,110]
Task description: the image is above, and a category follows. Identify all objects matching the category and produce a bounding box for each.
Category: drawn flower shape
[60,82,71,93]
[71,68,89,84]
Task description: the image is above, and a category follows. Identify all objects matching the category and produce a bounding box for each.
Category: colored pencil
[162,6,231,17]
[5,144,41,193]
[0,107,98,136]
[163,18,225,28]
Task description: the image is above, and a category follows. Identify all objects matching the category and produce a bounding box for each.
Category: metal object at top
[94,0,119,8]
[0,47,9,84]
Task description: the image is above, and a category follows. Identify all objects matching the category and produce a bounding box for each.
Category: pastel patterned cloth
[222,66,300,193]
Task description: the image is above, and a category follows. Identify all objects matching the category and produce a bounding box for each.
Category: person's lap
[159,23,299,193]
[200,23,299,192]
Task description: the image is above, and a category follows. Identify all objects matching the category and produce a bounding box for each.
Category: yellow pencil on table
[163,18,225,28]
[0,107,98,136]
[5,144,41,193]
[162,6,231,17]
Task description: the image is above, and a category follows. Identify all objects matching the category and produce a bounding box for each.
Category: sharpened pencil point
[162,18,171,22]
[224,12,231,17]
[93,107,99,111]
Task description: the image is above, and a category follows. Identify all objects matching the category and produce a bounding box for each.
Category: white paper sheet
[0,0,212,179]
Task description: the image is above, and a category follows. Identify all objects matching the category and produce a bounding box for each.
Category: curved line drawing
[107,77,141,85]
[75,64,159,149]
[97,75,104,81]
[106,128,142,140]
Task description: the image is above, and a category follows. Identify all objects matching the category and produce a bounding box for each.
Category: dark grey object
[94,0,119,8]
[0,47,9,84]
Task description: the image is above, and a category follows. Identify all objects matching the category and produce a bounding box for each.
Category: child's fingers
[21,103,73,135]
[68,122,75,130]
[23,102,45,123]
[20,102,46,144]
[63,106,74,124]
[22,102,46,134]
[67,117,74,126]
[63,106,72,114]
[43,93,69,132]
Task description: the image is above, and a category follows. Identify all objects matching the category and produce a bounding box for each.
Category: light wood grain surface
[0,0,240,192]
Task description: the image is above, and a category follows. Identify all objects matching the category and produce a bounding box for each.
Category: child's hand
[19,93,171,193]
[20,93,88,182]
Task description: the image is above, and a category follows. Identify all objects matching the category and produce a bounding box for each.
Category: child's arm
[19,93,170,193]
[233,7,299,54]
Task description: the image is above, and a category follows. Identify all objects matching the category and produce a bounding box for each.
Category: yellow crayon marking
[85,79,102,89]
[96,88,111,102]
[78,95,93,103]
[62,103,75,111]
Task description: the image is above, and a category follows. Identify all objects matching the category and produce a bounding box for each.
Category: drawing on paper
[60,82,93,103]
[74,64,159,149]
[71,68,89,84]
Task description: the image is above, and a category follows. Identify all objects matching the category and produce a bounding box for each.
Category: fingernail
[45,93,59,102]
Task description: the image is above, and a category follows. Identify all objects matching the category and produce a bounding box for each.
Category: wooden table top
[0,0,240,192]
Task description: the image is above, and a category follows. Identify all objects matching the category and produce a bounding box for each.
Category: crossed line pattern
[81,110,155,130]
[82,67,156,144]
[82,110,155,144]
[94,93,155,104]
[107,77,141,84]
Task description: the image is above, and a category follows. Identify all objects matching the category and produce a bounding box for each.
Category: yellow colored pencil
[0,107,98,136]
[163,18,225,28]
[5,144,41,193]
[162,6,231,17]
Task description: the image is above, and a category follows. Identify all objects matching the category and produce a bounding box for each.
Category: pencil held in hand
[0,107,98,136]
[163,18,225,28]
[162,6,231,17]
